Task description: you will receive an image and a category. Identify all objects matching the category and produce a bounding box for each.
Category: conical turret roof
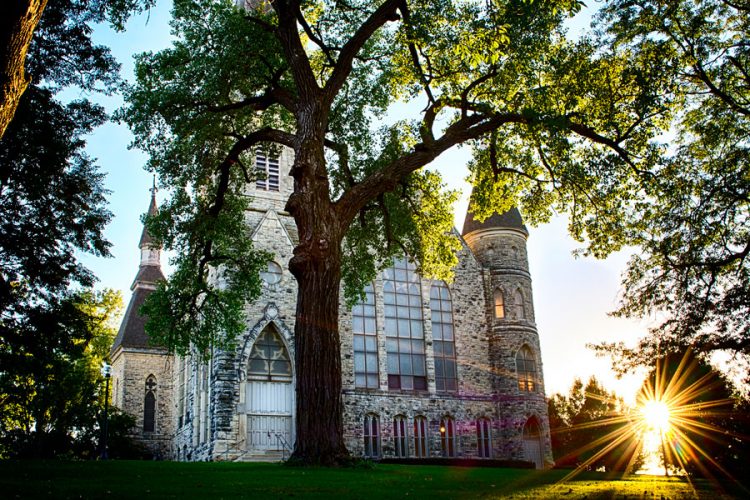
[461,196,528,237]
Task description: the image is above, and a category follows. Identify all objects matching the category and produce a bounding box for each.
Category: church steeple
[137,177,161,271]
[111,185,166,353]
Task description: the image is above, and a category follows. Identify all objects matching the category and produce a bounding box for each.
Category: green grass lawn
[0,460,745,499]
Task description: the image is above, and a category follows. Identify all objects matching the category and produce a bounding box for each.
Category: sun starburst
[556,350,740,488]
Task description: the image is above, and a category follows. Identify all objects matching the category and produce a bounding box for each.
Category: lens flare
[555,350,738,487]
[641,400,671,432]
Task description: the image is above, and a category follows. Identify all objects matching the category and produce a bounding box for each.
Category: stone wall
[165,149,552,466]
[110,347,174,458]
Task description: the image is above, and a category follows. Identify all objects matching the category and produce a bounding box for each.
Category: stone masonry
[113,148,552,467]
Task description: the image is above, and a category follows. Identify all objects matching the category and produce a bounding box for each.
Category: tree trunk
[289,249,349,464]
[286,112,349,464]
[0,0,48,140]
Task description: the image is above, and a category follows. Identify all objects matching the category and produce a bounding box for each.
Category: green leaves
[592,0,750,364]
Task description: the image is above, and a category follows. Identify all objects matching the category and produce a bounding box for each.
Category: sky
[76,1,649,402]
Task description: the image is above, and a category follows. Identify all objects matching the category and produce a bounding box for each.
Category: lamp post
[100,362,111,459]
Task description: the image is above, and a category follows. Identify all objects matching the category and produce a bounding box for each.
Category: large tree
[120,0,670,464]
[0,0,154,140]
[0,289,123,458]
[592,0,750,373]
[0,0,132,457]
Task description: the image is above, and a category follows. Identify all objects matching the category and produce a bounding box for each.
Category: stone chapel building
[110,150,552,466]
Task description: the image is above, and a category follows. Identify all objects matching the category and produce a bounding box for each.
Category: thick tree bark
[0,0,48,140]
[289,247,348,464]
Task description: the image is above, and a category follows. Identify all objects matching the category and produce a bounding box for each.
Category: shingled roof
[112,191,165,354]
[461,189,529,238]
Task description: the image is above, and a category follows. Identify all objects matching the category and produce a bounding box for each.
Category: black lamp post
[100,362,111,459]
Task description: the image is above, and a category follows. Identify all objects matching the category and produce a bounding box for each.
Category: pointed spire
[111,182,166,353]
[139,176,159,249]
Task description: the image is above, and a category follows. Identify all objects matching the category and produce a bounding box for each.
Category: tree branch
[322,0,401,104]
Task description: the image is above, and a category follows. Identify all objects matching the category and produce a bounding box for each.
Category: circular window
[260,261,283,285]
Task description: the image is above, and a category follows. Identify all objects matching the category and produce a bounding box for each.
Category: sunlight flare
[641,400,671,432]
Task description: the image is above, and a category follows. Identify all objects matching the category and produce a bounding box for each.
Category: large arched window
[430,281,457,392]
[514,288,525,320]
[248,329,292,380]
[143,375,157,432]
[384,258,426,391]
[255,152,279,191]
[476,418,492,458]
[413,416,428,458]
[363,414,380,458]
[440,416,457,457]
[516,346,537,392]
[494,289,505,319]
[353,283,378,388]
[393,415,408,457]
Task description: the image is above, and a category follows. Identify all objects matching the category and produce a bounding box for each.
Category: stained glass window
[248,329,292,380]
[516,346,536,392]
[413,416,428,458]
[477,418,492,458]
[393,415,408,457]
[363,414,380,458]
[430,281,457,392]
[494,289,505,319]
[353,283,378,388]
[143,375,156,432]
[384,257,426,391]
[514,288,525,320]
[440,416,457,457]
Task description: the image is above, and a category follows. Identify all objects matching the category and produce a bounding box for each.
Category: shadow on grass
[0,460,743,499]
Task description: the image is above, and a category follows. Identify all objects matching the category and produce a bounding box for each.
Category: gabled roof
[111,286,164,351]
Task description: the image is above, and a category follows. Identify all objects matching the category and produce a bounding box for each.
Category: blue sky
[76,0,649,400]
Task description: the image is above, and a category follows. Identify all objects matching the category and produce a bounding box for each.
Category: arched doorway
[522,416,544,469]
[246,328,294,453]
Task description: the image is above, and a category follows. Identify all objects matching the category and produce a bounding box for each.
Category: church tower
[110,185,174,458]
[461,200,552,468]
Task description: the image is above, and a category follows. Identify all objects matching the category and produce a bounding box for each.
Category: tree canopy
[120,0,677,462]
[0,0,130,457]
[591,0,750,374]
[637,349,749,484]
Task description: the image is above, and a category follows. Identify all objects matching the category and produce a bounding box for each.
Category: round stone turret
[462,206,530,279]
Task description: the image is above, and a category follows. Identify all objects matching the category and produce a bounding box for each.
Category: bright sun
[641,400,671,432]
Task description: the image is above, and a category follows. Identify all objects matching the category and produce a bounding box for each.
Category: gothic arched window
[353,283,378,388]
[514,288,525,320]
[476,418,492,458]
[384,257,426,391]
[440,416,457,457]
[393,415,408,457]
[516,346,537,392]
[413,415,428,458]
[248,329,292,380]
[494,289,505,319]
[430,281,457,392]
[363,413,380,458]
[143,375,157,432]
